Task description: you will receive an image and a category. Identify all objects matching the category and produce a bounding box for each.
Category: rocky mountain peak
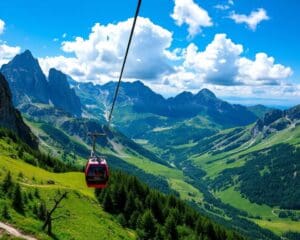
[196,88,216,99]
[1,51,82,117]
[48,68,82,117]
[1,50,50,104]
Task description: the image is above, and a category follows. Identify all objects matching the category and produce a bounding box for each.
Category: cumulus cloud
[40,17,174,83]
[183,34,243,85]
[171,0,213,38]
[167,34,292,90]
[230,8,269,31]
[39,56,83,77]
[238,53,292,85]
[0,19,4,35]
[0,43,21,67]
[38,18,294,104]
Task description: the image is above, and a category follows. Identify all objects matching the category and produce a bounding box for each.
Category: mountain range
[0,59,246,240]
[71,79,258,126]
[0,50,299,240]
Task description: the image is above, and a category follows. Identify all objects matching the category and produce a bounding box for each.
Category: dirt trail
[0,222,37,240]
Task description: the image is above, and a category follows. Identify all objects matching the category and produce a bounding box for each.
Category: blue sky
[0,0,299,106]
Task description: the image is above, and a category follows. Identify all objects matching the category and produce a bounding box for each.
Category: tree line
[95,171,245,240]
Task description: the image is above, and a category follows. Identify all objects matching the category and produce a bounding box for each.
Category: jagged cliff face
[0,50,82,117]
[1,50,50,104]
[48,68,82,117]
[0,73,38,149]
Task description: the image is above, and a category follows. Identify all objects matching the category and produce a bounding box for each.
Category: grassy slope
[0,138,135,240]
[190,124,300,178]
[25,119,204,204]
[22,107,299,238]
[191,125,300,236]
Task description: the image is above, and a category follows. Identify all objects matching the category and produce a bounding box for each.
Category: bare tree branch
[42,191,68,235]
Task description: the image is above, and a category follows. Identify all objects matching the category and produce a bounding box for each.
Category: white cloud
[0,43,21,67]
[167,34,292,90]
[39,56,84,77]
[238,53,292,85]
[0,19,21,67]
[40,17,174,83]
[171,0,213,38]
[37,18,296,105]
[53,38,59,42]
[183,34,243,85]
[62,33,67,38]
[0,19,5,35]
[214,4,230,11]
[230,8,269,31]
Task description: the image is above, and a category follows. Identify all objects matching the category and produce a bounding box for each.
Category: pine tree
[195,218,203,235]
[38,201,47,221]
[2,171,13,194]
[28,191,33,201]
[146,193,164,224]
[166,195,177,208]
[23,192,28,204]
[32,204,38,216]
[137,210,157,240]
[129,210,140,229]
[117,213,127,227]
[155,225,164,240]
[17,147,24,159]
[2,204,11,220]
[94,188,103,201]
[124,191,136,219]
[112,185,127,212]
[164,214,178,240]
[34,188,40,199]
[12,183,24,214]
[103,191,114,213]
[206,222,216,240]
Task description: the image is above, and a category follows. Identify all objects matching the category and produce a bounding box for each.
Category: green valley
[0,129,244,240]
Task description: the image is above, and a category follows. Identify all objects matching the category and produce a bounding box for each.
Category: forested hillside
[0,128,245,239]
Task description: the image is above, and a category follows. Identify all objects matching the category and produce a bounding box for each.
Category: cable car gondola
[85,133,109,188]
[84,0,141,189]
[85,156,109,188]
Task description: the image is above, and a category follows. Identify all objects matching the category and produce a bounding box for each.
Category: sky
[0,0,299,107]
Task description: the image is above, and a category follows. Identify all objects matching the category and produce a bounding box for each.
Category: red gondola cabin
[85,157,109,188]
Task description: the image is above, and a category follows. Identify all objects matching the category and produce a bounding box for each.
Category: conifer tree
[38,201,47,221]
[103,191,114,213]
[2,171,13,194]
[12,183,24,214]
[137,210,157,240]
[34,188,40,199]
[2,204,11,220]
[129,210,140,228]
[164,214,178,240]
[124,191,136,219]
[117,213,127,227]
